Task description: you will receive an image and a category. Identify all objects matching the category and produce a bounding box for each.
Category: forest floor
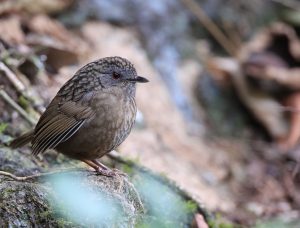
[0,1,300,227]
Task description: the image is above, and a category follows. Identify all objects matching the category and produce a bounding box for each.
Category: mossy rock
[0,146,42,176]
[0,146,209,227]
[0,170,144,227]
[0,146,144,227]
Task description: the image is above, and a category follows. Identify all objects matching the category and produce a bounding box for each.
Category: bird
[10,56,149,176]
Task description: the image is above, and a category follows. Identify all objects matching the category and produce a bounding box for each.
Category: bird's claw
[94,167,116,177]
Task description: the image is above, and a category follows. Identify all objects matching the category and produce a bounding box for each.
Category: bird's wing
[31,97,95,155]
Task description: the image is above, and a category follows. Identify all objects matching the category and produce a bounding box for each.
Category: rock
[0,146,144,227]
[0,146,43,175]
[0,171,144,227]
[0,143,207,227]
[0,179,55,227]
[0,144,207,227]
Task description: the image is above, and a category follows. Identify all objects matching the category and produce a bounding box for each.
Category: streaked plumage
[10,56,148,176]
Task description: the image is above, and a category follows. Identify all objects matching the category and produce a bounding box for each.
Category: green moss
[122,164,134,174]
[158,172,168,179]
[56,218,75,228]
[2,187,15,198]
[0,123,7,134]
[39,210,52,220]
[183,200,198,214]
[18,95,30,110]
[207,213,238,228]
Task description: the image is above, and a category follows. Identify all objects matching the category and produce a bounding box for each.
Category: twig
[221,20,242,48]
[0,88,37,125]
[0,61,44,118]
[0,168,88,182]
[181,0,237,56]
[0,61,26,93]
[0,171,26,181]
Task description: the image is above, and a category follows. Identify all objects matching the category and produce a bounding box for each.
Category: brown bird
[10,56,148,176]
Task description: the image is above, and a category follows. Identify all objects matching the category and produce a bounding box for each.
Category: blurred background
[1,0,300,227]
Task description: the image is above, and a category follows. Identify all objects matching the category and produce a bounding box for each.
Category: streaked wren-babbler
[11,56,149,176]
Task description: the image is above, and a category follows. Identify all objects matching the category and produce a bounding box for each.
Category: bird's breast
[88,91,137,150]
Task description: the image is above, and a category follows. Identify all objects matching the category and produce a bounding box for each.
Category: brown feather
[10,130,34,148]
[32,118,78,154]
[31,99,95,155]
[45,120,85,151]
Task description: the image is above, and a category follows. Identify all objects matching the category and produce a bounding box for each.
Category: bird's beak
[126,76,149,83]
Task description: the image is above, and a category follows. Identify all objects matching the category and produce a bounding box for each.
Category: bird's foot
[95,168,127,177]
[81,159,115,176]
[94,167,116,177]
[81,159,127,177]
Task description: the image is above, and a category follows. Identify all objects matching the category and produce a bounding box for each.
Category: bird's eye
[112,72,121,79]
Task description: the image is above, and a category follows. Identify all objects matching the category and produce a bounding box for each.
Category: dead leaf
[207,23,300,150]
[28,15,76,46]
[0,16,24,45]
[27,15,88,55]
[278,92,300,151]
[207,57,289,139]
[24,15,90,71]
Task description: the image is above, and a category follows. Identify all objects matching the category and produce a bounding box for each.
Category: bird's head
[95,57,148,95]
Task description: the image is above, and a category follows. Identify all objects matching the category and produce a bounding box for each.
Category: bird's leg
[91,159,109,170]
[91,159,123,176]
[92,159,127,177]
[81,159,99,170]
[81,159,115,177]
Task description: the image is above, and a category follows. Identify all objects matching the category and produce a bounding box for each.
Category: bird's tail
[10,130,34,148]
